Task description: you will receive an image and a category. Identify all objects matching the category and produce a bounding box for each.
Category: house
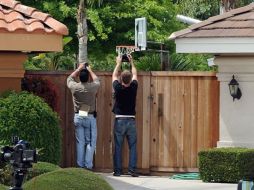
[170,3,254,148]
[0,0,68,93]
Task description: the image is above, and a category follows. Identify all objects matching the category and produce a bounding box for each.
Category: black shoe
[84,167,92,171]
[113,172,121,177]
[127,170,139,177]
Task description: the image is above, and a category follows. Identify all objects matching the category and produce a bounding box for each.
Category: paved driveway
[99,173,237,190]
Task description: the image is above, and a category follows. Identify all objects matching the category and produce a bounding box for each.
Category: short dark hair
[121,70,132,85]
[79,69,89,82]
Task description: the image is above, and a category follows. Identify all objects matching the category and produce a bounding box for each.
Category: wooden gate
[150,72,219,172]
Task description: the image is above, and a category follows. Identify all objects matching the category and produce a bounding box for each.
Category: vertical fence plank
[140,74,151,171]
[183,77,191,168]
[150,75,158,168]
[190,77,198,168]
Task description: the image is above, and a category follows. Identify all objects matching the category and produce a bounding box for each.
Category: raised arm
[70,63,84,78]
[86,65,98,81]
[128,55,137,81]
[112,56,122,82]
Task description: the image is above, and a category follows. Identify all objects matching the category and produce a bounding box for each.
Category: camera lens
[3,152,12,161]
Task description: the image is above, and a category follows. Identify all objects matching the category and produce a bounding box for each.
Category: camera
[121,54,129,62]
[0,136,37,190]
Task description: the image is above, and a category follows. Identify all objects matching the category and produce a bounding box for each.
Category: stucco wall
[0,52,27,94]
[216,56,254,148]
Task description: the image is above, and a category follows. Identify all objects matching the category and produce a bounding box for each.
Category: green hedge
[199,147,254,183]
[23,168,113,190]
[0,91,61,164]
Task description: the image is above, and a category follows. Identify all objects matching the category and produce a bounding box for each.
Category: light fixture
[207,57,215,67]
[228,75,242,101]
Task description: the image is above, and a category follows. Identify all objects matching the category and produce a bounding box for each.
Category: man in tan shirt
[67,63,100,169]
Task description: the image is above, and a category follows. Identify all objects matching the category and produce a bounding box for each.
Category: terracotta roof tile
[9,20,26,31]
[170,2,254,39]
[44,17,68,35]
[0,0,68,35]
[27,22,46,32]
[15,4,36,16]
[0,0,19,9]
[0,11,24,23]
[31,11,50,22]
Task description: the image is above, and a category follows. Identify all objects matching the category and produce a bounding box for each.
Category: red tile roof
[0,0,68,35]
[169,3,254,39]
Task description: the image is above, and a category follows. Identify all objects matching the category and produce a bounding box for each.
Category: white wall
[216,56,254,148]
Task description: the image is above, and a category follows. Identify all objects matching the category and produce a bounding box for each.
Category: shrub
[199,147,254,183]
[170,53,215,71]
[22,76,59,112]
[136,54,161,71]
[23,168,113,190]
[0,164,12,186]
[0,184,7,190]
[0,91,61,164]
[27,162,61,181]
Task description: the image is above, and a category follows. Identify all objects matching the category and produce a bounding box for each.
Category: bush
[0,164,12,186]
[136,54,161,71]
[27,162,61,181]
[170,53,216,71]
[0,91,61,164]
[23,168,113,190]
[199,147,254,183]
[0,184,7,190]
[22,76,59,112]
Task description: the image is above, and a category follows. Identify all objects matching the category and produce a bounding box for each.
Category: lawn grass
[23,167,113,190]
[27,161,61,180]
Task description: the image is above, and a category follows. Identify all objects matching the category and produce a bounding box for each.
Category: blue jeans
[113,118,137,173]
[74,114,97,169]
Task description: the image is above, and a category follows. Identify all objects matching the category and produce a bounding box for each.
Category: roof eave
[175,37,254,54]
[168,28,193,40]
[0,33,64,52]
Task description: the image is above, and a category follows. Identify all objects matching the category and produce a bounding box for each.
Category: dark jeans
[113,118,137,173]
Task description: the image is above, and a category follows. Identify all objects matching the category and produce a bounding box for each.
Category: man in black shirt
[112,55,139,177]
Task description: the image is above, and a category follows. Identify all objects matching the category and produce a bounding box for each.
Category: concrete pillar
[216,56,254,148]
[0,52,27,94]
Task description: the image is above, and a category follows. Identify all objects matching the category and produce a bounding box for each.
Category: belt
[116,117,135,120]
[115,115,135,118]
[75,111,95,114]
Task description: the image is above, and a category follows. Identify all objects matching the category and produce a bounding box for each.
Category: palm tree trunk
[220,0,235,14]
[77,0,88,64]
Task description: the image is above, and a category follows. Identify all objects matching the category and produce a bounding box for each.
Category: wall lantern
[228,75,242,101]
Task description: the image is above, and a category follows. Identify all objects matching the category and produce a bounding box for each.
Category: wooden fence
[25,71,219,174]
